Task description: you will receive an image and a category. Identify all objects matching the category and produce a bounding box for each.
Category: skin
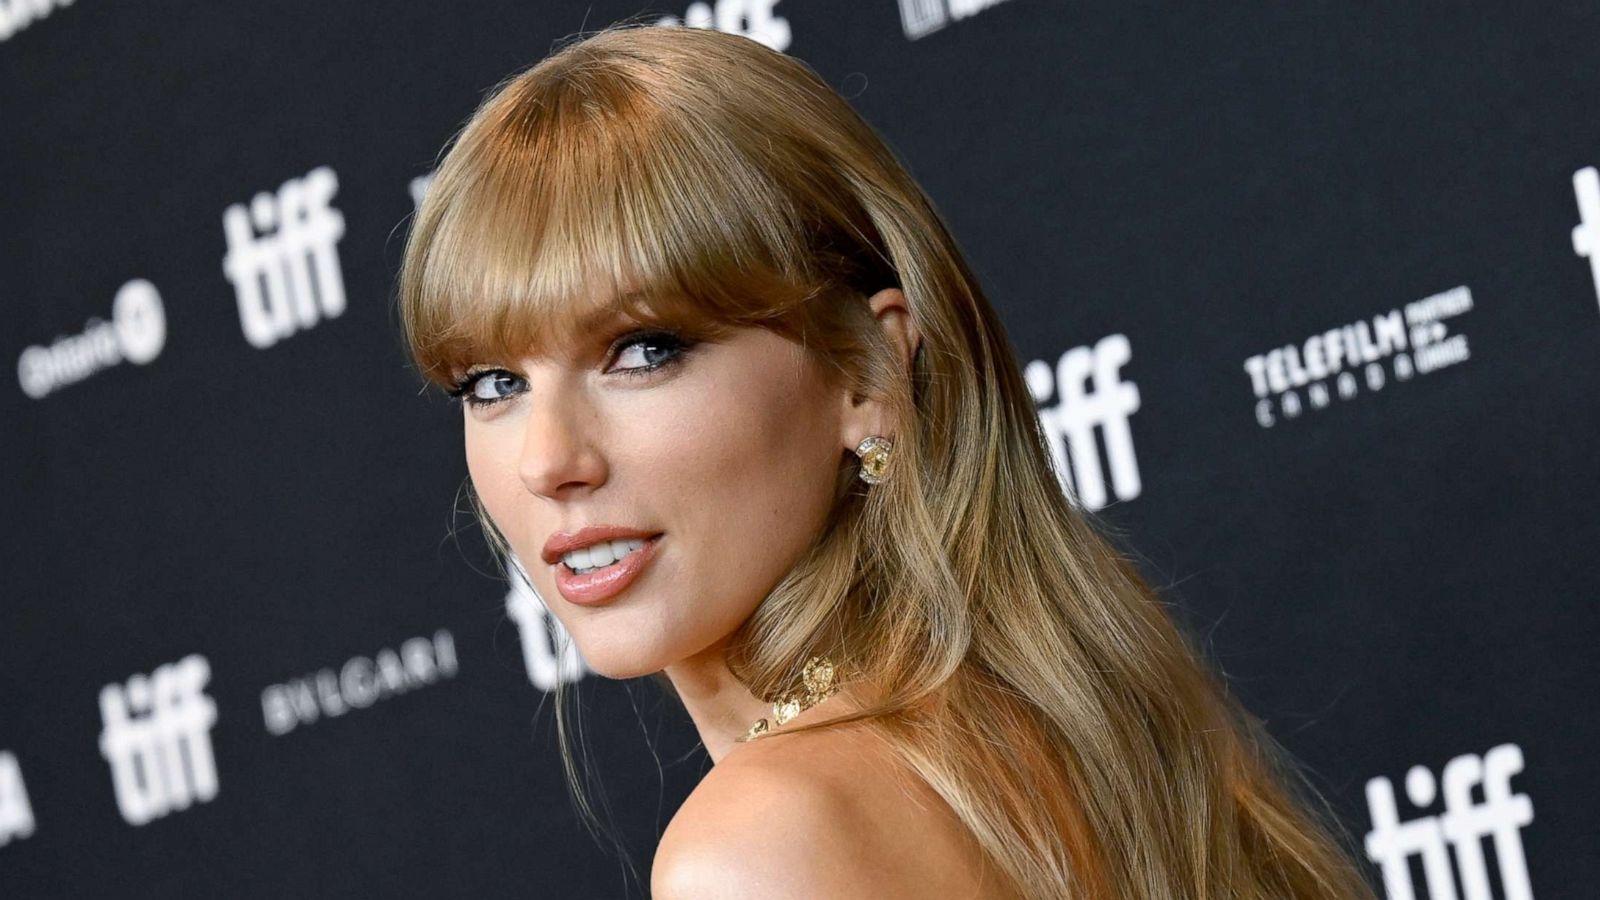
[462,288,1016,897]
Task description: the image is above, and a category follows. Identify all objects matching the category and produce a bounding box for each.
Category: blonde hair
[396,21,1378,899]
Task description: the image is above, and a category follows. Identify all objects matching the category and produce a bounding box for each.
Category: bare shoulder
[653,721,1013,900]
[652,747,870,899]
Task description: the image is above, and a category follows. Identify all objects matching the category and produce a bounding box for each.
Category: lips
[552,534,662,607]
[541,525,663,566]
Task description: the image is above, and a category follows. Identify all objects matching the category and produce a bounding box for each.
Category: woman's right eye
[446,369,524,408]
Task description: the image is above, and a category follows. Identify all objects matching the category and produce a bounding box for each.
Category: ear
[839,287,922,453]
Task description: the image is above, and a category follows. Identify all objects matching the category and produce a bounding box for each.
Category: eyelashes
[445,329,696,410]
[446,370,520,409]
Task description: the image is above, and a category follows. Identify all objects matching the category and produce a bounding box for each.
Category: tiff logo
[222,165,348,349]
[98,654,220,827]
[506,558,590,690]
[1024,333,1142,511]
[657,0,791,52]
[0,751,34,847]
[1571,166,1600,316]
[1364,743,1534,900]
[898,0,1016,40]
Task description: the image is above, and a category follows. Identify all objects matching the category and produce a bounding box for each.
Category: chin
[565,632,674,681]
[581,656,661,681]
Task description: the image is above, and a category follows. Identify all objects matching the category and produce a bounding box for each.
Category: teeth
[562,538,646,573]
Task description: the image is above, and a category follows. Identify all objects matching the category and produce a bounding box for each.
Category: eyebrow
[532,289,650,359]
[573,291,641,332]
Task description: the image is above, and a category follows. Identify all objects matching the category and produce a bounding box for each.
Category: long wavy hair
[396,21,1377,900]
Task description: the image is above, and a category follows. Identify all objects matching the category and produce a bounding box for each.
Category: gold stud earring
[854,435,893,485]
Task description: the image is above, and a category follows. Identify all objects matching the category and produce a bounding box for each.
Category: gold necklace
[744,656,840,740]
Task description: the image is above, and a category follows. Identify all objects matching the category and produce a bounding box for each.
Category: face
[456,303,850,679]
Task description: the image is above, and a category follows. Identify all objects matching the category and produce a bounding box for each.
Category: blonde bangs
[398,56,826,387]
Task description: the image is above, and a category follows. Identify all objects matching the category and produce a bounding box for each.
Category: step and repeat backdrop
[3,2,1597,897]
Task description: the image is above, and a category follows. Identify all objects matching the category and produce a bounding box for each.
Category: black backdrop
[3,3,1597,897]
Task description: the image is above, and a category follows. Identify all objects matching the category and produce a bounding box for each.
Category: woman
[397,22,1377,899]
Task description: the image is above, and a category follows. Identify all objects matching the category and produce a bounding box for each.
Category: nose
[517,386,607,500]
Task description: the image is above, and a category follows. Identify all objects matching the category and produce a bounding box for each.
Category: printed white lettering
[97,655,219,827]
[222,165,348,350]
[260,630,459,736]
[1025,333,1142,510]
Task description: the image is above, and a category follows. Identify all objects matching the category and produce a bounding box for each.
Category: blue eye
[446,329,695,410]
[608,330,692,375]
[446,370,523,408]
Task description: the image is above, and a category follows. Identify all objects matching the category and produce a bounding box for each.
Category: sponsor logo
[98,654,219,827]
[506,559,590,691]
[1025,333,1142,511]
[1243,285,1473,428]
[16,278,166,400]
[1572,166,1600,315]
[0,751,34,847]
[897,0,1017,41]
[221,165,348,349]
[260,630,459,736]
[1364,742,1535,900]
[0,0,74,44]
[657,0,791,52]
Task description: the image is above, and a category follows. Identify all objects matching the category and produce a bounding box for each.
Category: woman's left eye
[607,330,693,375]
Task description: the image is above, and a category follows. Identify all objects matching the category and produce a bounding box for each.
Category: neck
[662,638,775,764]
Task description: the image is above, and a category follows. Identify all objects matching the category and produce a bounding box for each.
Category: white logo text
[1365,743,1534,900]
[16,279,166,400]
[657,0,791,52]
[898,0,1017,41]
[261,630,459,736]
[98,654,220,827]
[1572,166,1600,315]
[0,751,35,847]
[222,165,348,349]
[506,561,589,690]
[1025,333,1142,511]
[1244,285,1473,428]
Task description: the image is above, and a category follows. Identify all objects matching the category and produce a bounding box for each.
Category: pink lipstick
[551,533,663,607]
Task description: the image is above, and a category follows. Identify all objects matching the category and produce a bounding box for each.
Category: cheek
[461,421,525,543]
[644,370,840,589]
